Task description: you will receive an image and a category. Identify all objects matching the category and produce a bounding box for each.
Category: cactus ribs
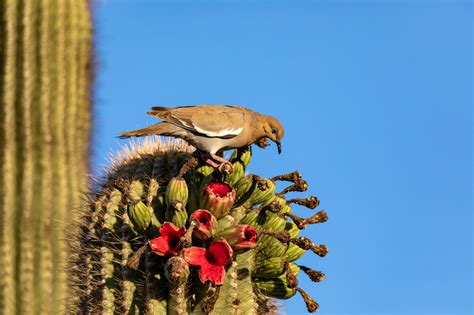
[70,138,328,314]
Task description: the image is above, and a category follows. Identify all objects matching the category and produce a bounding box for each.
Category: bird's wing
[147,105,247,139]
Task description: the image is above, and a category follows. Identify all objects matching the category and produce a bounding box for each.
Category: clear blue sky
[93,1,472,314]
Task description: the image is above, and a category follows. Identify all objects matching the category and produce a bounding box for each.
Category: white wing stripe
[171,114,194,128]
[194,125,243,137]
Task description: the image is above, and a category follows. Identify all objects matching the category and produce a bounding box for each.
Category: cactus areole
[71,138,328,313]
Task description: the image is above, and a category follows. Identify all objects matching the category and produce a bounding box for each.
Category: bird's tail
[118,122,178,139]
[147,106,170,116]
[147,105,195,117]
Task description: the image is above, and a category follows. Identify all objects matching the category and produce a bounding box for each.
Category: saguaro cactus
[70,138,328,314]
[0,0,93,313]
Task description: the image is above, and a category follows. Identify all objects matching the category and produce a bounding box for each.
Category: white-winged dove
[119,105,284,170]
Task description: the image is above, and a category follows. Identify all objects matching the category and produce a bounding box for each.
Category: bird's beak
[276,140,282,154]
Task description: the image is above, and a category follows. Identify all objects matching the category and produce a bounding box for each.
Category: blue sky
[93,1,472,313]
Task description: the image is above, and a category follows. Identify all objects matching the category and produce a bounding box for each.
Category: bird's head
[260,115,285,154]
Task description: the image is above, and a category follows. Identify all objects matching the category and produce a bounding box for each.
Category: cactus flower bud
[227,160,245,186]
[190,209,218,239]
[284,221,301,239]
[253,278,296,299]
[261,211,287,231]
[230,146,252,168]
[200,180,236,219]
[149,223,186,257]
[263,195,291,214]
[253,257,288,278]
[184,240,233,285]
[195,164,215,178]
[253,262,300,298]
[165,200,188,228]
[259,235,288,258]
[233,175,254,199]
[250,178,276,205]
[165,177,189,207]
[164,256,190,285]
[217,215,236,231]
[215,224,258,251]
[128,201,151,234]
[239,209,259,227]
[284,243,306,261]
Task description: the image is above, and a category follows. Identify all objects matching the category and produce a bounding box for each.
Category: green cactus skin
[0,0,93,314]
[70,138,328,314]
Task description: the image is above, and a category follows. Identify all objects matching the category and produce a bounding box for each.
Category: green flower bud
[228,206,247,223]
[262,211,287,231]
[279,203,292,215]
[262,195,285,208]
[164,256,190,285]
[128,201,151,234]
[284,221,301,239]
[234,175,254,199]
[250,178,276,205]
[263,195,292,215]
[241,150,252,168]
[239,209,259,227]
[195,164,215,178]
[226,161,245,187]
[253,257,288,278]
[230,146,252,168]
[165,201,188,228]
[258,235,288,258]
[254,262,300,297]
[288,262,301,276]
[254,277,296,299]
[284,243,306,261]
[165,177,189,207]
[217,215,236,231]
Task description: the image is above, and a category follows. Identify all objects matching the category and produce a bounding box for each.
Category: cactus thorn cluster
[70,138,328,314]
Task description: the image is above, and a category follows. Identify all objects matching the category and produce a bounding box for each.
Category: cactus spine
[0,0,93,313]
[71,139,328,313]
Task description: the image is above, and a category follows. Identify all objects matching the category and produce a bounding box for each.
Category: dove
[119,105,284,171]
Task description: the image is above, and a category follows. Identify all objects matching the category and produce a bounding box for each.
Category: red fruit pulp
[208,181,232,198]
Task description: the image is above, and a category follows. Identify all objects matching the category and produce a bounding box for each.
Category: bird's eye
[271,127,277,134]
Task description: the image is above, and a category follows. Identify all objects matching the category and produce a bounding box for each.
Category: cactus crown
[70,137,328,314]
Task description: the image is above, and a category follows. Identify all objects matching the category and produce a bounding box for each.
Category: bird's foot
[209,153,234,175]
[197,151,234,175]
[217,161,233,175]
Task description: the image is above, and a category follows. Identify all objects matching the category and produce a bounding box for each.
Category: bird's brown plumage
[119,105,284,155]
